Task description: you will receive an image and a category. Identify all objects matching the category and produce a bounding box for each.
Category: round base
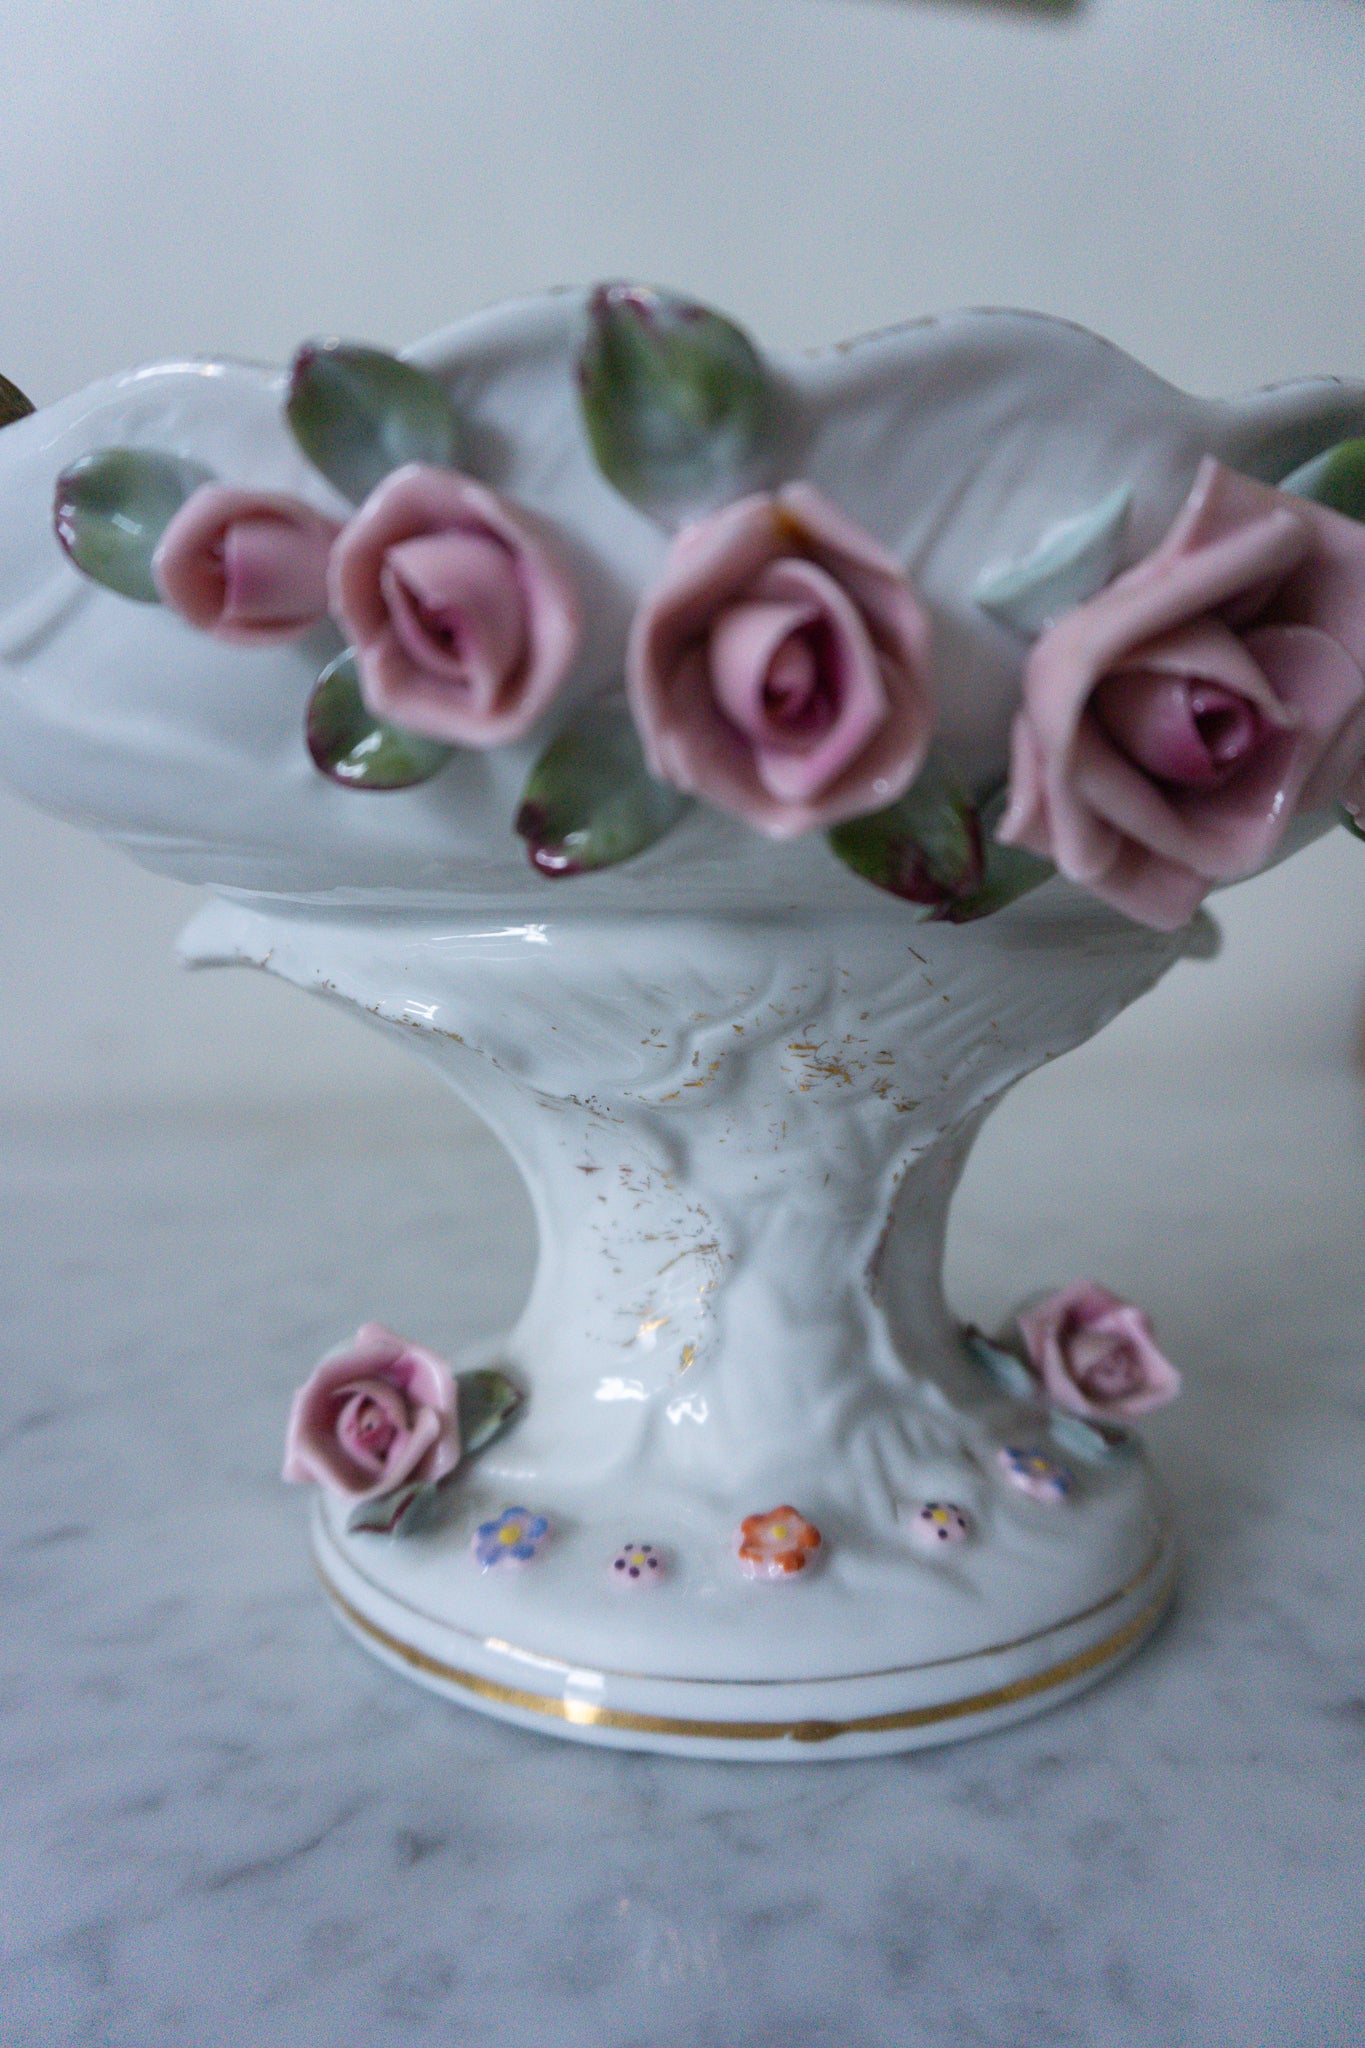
[312,1488,1177,1761]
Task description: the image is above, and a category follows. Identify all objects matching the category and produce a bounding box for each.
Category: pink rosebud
[282,1323,460,1500]
[1015,1284,1181,1420]
[153,485,341,642]
[627,484,933,837]
[997,457,1365,929]
[329,464,581,747]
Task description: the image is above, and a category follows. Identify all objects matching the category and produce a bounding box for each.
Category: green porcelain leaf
[1047,1410,1135,1464]
[577,282,776,520]
[456,1368,524,1458]
[286,340,461,505]
[972,484,1132,637]
[827,761,984,913]
[1339,804,1365,843]
[1278,437,1365,524]
[938,786,1054,924]
[306,649,453,790]
[0,372,34,430]
[346,1479,433,1536]
[962,1328,1038,1401]
[516,702,691,877]
[940,839,1055,924]
[53,447,215,603]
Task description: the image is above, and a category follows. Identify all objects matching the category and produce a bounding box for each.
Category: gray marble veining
[2,1064,1362,2047]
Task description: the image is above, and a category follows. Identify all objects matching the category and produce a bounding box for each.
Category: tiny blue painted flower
[997,1445,1073,1503]
[473,1505,550,1569]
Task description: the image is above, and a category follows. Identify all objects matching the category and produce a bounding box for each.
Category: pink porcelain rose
[329,463,581,746]
[998,456,1365,929]
[282,1323,461,1500]
[1016,1284,1181,1420]
[153,485,341,642]
[627,484,933,836]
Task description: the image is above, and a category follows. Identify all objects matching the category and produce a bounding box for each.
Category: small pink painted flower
[282,1322,460,1500]
[153,485,341,642]
[627,484,933,837]
[998,457,1365,929]
[610,1540,665,1588]
[1016,1283,1181,1420]
[328,463,581,747]
[736,1504,822,1579]
[907,1501,973,1551]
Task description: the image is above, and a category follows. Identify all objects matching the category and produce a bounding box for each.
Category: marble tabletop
[2,1050,1362,2048]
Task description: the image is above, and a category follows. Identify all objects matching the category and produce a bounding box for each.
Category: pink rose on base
[998,457,1365,929]
[329,464,581,746]
[282,1323,461,1500]
[1015,1284,1181,1420]
[153,485,341,642]
[627,484,933,837]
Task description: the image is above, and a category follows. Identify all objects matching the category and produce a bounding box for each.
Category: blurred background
[1,0,1363,1116]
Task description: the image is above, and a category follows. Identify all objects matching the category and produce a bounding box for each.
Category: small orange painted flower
[736,1504,822,1579]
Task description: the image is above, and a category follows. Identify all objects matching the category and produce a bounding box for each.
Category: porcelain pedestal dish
[3,287,1362,1756]
[183,886,1186,1757]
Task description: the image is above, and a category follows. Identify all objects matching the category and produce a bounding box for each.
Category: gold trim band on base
[319,1512,1171,1686]
[317,1562,1176,1746]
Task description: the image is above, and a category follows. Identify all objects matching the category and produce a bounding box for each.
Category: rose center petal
[761,630,837,741]
[334,1378,411,1477]
[351,1400,397,1453]
[381,531,528,700]
[1093,671,1266,790]
[1190,684,1260,767]
[1068,1330,1145,1401]
[709,595,842,755]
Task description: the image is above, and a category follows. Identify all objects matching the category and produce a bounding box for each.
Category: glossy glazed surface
[1,294,1362,907]
[0,295,1353,1748]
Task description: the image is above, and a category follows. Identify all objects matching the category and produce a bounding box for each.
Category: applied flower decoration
[996,1446,1073,1503]
[628,485,933,838]
[473,1506,550,1569]
[736,1504,822,1579]
[282,1322,460,1501]
[329,463,582,747]
[153,485,341,643]
[1015,1282,1181,1419]
[997,457,1365,930]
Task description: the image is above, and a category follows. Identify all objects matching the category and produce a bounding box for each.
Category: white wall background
[1,0,1364,1110]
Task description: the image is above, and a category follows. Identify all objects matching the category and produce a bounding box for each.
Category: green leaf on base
[516,702,690,877]
[577,283,775,522]
[1048,1410,1135,1464]
[286,340,461,505]
[306,649,453,790]
[53,448,214,603]
[963,1327,1039,1401]
[346,1479,434,1536]
[456,1368,524,1458]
